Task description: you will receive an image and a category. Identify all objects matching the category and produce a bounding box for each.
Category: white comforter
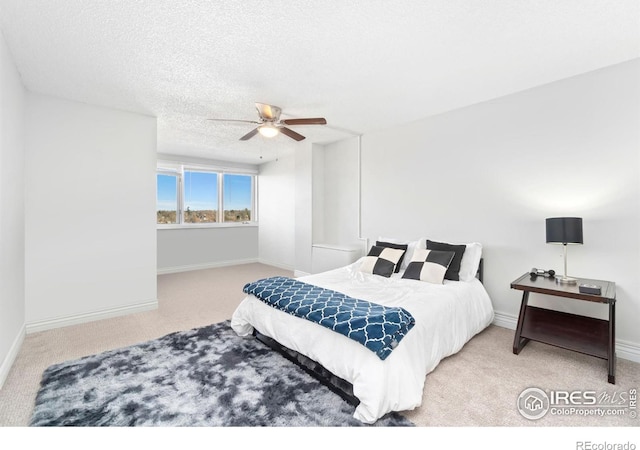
[230,259,494,423]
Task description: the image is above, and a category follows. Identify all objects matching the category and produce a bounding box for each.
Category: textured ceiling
[0,1,638,164]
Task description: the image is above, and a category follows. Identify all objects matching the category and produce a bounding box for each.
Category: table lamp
[545,217,583,285]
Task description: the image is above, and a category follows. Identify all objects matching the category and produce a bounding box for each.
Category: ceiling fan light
[258,125,279,138]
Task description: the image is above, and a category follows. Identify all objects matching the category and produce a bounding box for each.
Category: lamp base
[556,276,578,285]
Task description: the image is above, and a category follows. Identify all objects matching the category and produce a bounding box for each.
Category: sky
[157,172,252,212]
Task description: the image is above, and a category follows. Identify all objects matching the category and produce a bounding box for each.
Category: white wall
[294,143,314,274]
[313,137,360,247]
[359,60,640,350]
[258,154,295,270]
[25,93,158,330]
[157,152,258,173]
[311,146,325,244]
[157,226,259,273]
[0,28,25,387]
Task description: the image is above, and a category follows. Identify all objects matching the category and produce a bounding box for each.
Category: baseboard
[157,258,259,275]
[26,299,158,334]
[0,324,25,390]
[492,309,640,363]
[616,339,640,364]
[294,270,311,278]
[257,259,294,272]
[492,310,517,330]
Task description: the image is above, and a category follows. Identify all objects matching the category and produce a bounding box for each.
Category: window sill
[157,222,258,230]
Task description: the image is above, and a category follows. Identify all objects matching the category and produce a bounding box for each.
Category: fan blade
[280,127,306,141]
[255,103,281,121]
[207,118,260,124]
[280,118,327,126]
[239,128,259,141]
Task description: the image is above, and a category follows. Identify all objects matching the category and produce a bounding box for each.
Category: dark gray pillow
[426,240,466,281]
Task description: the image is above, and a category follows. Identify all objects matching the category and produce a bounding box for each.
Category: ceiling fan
[207,102,327,141]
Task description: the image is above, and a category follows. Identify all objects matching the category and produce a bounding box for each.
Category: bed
[231,238,494,424]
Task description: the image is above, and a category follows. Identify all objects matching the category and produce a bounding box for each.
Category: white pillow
[377,237,425,271]
[458,242,483,282]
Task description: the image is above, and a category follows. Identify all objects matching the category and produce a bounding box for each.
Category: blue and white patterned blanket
[242,276,415,360]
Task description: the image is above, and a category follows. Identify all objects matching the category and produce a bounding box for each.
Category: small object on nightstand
[579,284,602,295]
[530,268,556,278]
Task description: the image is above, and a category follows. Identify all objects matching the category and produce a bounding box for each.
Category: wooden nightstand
[510,273,617,384]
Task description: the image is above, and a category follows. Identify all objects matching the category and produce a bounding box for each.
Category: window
[156,172,179,224]
[156,163,256,227]
[223,173,252,222]
[184,170,218,223]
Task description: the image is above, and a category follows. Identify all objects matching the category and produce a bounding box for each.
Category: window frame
[156,168,181,226]
[156,162,257,229]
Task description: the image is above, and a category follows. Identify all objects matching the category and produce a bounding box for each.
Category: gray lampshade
[546,217,583,244]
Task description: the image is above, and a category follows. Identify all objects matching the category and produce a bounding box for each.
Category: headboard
[476,258,484,284]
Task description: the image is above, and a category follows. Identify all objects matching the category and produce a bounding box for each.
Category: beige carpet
[1,262,638,429]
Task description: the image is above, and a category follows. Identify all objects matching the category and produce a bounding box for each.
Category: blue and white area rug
[30,320,413,427]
